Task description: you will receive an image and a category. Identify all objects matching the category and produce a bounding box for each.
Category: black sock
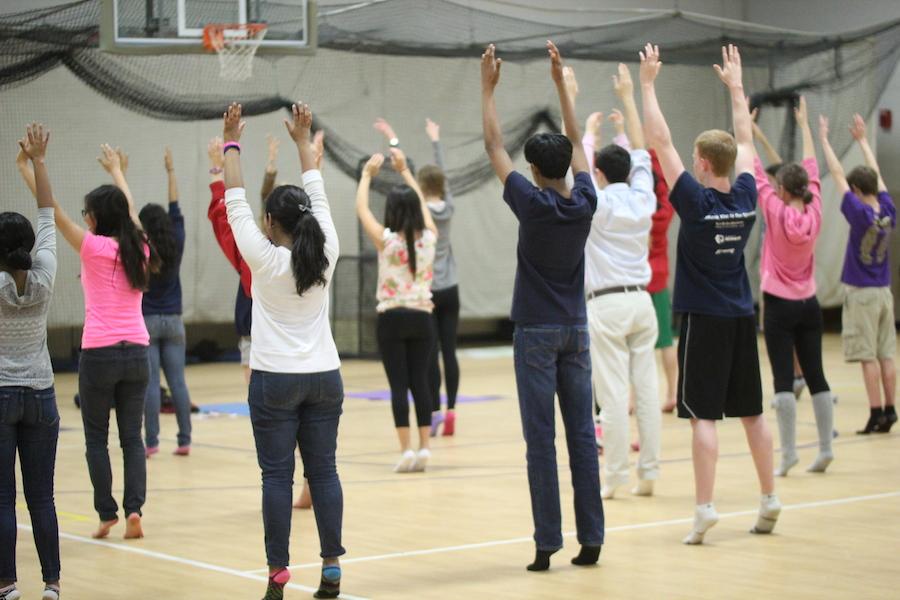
[526,549,557,572]
[886,405,897,417]
[571,544,602,566]
[857,407,885,434]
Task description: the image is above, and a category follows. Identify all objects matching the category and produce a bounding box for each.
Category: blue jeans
[79,343,149,521]
[0,386,60,583]
[248,369,346,567]
[513,324,604,551]
[144,314,192,448]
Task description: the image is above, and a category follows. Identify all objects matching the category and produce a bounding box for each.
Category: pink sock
[271,568,291,585]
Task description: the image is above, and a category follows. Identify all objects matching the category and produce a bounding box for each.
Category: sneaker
[173,446,190,456]
[145,446,159,458]
[393,449,416,473]
[0,585,21,600]
[42,585,60,600]
[314,565,341,599]
[411,448,431,472]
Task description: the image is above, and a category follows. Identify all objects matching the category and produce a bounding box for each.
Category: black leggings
[762,293,830,395]
[429,286,461,411]
[377,308,436,428]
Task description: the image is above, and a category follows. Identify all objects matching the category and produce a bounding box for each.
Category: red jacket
[207,180,253,298]
[647,150,673,293]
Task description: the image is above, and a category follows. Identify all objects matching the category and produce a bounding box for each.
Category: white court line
[17,525,370,600]
[246,490,900,573]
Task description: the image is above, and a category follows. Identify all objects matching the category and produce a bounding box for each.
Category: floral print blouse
[376,228,436,313]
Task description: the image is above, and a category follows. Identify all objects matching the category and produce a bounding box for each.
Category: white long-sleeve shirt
[583,148,656,292]
[225,170,340,373]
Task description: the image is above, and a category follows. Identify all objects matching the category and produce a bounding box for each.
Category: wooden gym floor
[10,333,900,599]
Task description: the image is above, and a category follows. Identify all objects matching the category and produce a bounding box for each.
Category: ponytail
[290,213,329,296]
[266,184,329,296]
[0,211,36,272]
[775,163,814,206]
[84,185,153,290]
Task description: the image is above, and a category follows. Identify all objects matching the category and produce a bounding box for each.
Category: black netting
[2,0,900,191]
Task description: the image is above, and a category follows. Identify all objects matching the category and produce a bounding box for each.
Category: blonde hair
[694,129,737,177]
[416,164,446,199]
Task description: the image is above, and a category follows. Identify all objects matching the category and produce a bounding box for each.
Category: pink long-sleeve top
[754,156,822,300]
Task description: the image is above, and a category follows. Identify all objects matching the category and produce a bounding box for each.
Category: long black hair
[266,185,329,296]
[0,212,36,271]
[383,184,425,275]
[139,203,178,276]
[84,185,155,290]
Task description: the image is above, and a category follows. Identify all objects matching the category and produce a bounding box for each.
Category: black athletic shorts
[677,313,763,420]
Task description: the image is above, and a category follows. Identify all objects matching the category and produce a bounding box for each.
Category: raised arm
[283,103,317,174]
[17,123,57,286]
[640,43,685,188]
[374,117,399,148]
[582,111,603,186]
[714,44,753,175]
[391,147,437,236]
[850,113,887,192]
[481,44,514,183]
[313,130,325,171]
[164,147,178,203]
[97,144,139,224]
[750,107,783,165]
[795,96,815,161]
[426,118,454,204]
[612,63,644,150]
[548,42,588,175]
[818,115,849,194]
[261,133,279,203]
[356,154,387,251]
[223,103,246,191]
[15,147,37,197]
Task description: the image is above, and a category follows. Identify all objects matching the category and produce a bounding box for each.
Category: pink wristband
[223,141,241,154]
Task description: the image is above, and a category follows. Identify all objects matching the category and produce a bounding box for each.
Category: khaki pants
[587,290,660,489]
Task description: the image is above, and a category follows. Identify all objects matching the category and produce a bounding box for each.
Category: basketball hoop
[202,23,268,81]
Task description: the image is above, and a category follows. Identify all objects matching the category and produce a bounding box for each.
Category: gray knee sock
[772,392,798,476]
[807,391,835,473]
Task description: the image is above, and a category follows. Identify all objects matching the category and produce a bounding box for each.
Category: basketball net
[202,23,268,82]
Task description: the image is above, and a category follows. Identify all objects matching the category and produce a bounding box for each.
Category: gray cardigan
[427,140,457,291]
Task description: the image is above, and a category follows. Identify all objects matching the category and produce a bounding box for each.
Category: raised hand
[481,44,502,93]
[639,43,662,85]
[364,153,384,178]
[849,113,867,141]
[563,65,578,98]
[750,106,759,122]
[547,40,564,86]
[313,130,325,170]
[266,133,280,163]
[223,102,245,143]
[713,44,743,90]
[373,118,397,141]
[612,63,634,99]
[818,115,830,139]
[425,118,440,142]
[284,102,312,144]
[389,147,408,172]
[585,111,603,142]
[97,143,122,173]
[794,96,808,125]
[608,109,625,135]
[18,122,50,161]
[164,146,174,172]
[208,137,224,169]
[117,148,129,174]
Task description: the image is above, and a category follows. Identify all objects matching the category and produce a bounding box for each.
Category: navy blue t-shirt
[502,170,597,325]
[142,202,186,315]
[670,171,757,317]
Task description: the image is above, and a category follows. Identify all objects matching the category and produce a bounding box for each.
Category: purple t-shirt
[840,191,896,287]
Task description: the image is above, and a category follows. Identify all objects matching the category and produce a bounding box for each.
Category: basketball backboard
[101,0,316,54]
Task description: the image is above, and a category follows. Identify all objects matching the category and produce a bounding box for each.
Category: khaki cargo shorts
[841,285,897,362]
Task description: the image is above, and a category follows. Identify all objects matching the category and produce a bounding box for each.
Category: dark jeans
[429,286,461,411]
[763,293,830,395]
[79,343,149,521]
[377,309,435,428]
[144,313,192,448]
[248,369,345,567]
[0,386,60,583]
[513,324,604,551]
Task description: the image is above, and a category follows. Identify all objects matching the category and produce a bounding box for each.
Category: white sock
[683,503,719,545]
[807,391,835,473]
[773,392,798,477]
[411,448,431,472]
[631,479,654,497]
[751,493,782,534]
[394,449,416,473]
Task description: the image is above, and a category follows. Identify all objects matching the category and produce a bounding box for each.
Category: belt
[586,285,646,301]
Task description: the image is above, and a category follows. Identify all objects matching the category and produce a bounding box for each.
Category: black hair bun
[4,247,32,270]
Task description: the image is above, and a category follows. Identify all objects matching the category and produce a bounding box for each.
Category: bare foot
[92,518,118,539]
[293,482,312,509]
[124,513,144,539]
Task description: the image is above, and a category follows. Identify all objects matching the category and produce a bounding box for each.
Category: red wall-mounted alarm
[880,109,892,131]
